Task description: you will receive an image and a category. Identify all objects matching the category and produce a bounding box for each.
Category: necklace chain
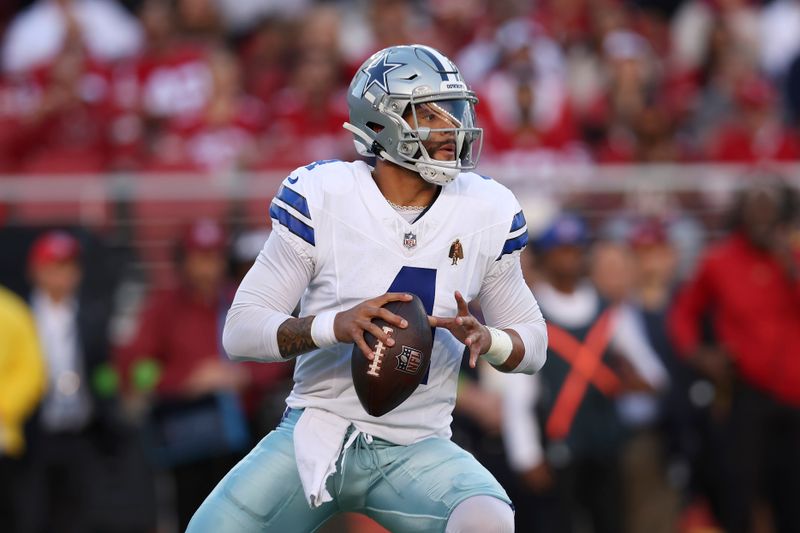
[387,199,427,212]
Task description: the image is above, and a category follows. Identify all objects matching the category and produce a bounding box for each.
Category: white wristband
[310,310,339,348]
[482,327,513,366]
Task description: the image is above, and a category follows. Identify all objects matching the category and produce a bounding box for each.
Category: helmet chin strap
[415,162,458,185]
[342,121,459,186]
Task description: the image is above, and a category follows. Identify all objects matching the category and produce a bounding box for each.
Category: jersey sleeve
[496,202,529,261]
[222,231,314,362]
[269,170,317,262]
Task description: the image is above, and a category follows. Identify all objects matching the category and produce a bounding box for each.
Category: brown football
[351,294,433,417]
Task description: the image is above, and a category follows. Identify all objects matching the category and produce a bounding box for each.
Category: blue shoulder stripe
[497,232,529,259]
[510,210,526,233]
[269,203,315,246]
[275,185,311,220]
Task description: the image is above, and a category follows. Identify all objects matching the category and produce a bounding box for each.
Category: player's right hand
[334,293,410,360]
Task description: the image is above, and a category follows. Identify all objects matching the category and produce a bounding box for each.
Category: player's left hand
[428,291,491,368]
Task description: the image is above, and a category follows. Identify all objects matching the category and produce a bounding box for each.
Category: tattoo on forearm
[277,316,317,359]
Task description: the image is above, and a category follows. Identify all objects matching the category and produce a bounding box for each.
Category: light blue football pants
[186,408,511,532]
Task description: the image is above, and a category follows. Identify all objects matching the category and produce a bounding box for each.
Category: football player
[187,44,548,533]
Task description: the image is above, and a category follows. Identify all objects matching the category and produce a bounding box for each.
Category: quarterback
[187,45,548,533]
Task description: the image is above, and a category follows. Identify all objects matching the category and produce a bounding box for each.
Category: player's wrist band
[482,327,513,366]
[311,310,339,348]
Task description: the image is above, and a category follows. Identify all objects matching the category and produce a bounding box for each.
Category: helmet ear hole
[367,121,385,133]
[398,141,416,156]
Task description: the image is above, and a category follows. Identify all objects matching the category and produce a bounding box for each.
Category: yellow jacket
[0,285,45,456]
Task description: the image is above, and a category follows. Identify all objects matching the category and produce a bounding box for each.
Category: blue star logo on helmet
[362,54,405,96]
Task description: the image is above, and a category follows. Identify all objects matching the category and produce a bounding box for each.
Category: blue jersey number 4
[387,266,437,384]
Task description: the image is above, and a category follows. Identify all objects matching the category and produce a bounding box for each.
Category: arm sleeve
[478,254,548,374]
[222,231,314,362]
[501,373,545,471]
[610,305,669,390]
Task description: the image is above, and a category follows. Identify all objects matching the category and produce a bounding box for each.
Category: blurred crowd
[1,0,800,174]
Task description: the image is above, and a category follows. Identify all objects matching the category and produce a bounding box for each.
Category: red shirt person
[118,219,281,400]
[119,220,243,397]
[705,78,800,163]
[670,184,800,406]
[669,182,800,533]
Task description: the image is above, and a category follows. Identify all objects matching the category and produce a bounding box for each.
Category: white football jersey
[269,159,529,445]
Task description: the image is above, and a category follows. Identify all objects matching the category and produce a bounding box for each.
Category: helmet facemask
[384,90,482,185]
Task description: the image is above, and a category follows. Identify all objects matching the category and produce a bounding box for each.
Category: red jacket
[670,233,800,406]
[117,286,290,412]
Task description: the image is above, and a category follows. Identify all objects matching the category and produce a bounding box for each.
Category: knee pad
[445,495,514,533]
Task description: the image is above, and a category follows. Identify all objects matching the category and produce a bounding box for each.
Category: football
[351,294,433,417]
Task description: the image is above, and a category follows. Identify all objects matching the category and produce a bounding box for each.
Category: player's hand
[689,346,733,388]
[428,291,491,368]
[522,461,554,493]
[610,355,653,393]
[334,292,411,360]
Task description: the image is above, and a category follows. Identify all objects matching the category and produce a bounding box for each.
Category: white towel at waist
[293,407,355,508]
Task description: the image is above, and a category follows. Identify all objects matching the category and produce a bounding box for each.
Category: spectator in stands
[476,18,581,162]
[556,0,628,118]
[176,0,225,41]
[627,217,724,532]
[455,0,541,84]
[670,180,800,533]
[705,76,800,162]
[0,70,41,173]
[148,46,267,172]
[12,35,114,173]
[502,214,667,533]
[423,0,484,60]
[1,0,142,74]
[259,49,352,168]
[215,0,308,36]
[114,0,218,128]
[340,0,423,71]
[18,230,121,533]
[584,30,661,163]
[0,283,46,533]
[239,15,294,110]
[632,104,685,163]
[112,0,246,171]
[592,238,681,533]
[117,219,262,531]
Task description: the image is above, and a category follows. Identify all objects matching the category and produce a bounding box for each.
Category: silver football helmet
[343,44,482,185]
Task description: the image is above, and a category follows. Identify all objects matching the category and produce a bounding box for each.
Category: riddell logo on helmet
[441,81,466,91]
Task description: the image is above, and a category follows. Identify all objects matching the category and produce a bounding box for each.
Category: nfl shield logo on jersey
[403,232,417,249]
[395,345,423,374]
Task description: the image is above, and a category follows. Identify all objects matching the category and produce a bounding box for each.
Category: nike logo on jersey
[287,176,299,184]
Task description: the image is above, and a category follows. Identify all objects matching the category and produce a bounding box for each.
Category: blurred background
[0,0,799,532]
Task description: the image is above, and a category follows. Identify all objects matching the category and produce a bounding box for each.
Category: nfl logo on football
[403,232,417,249]
[396,346,423,374]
